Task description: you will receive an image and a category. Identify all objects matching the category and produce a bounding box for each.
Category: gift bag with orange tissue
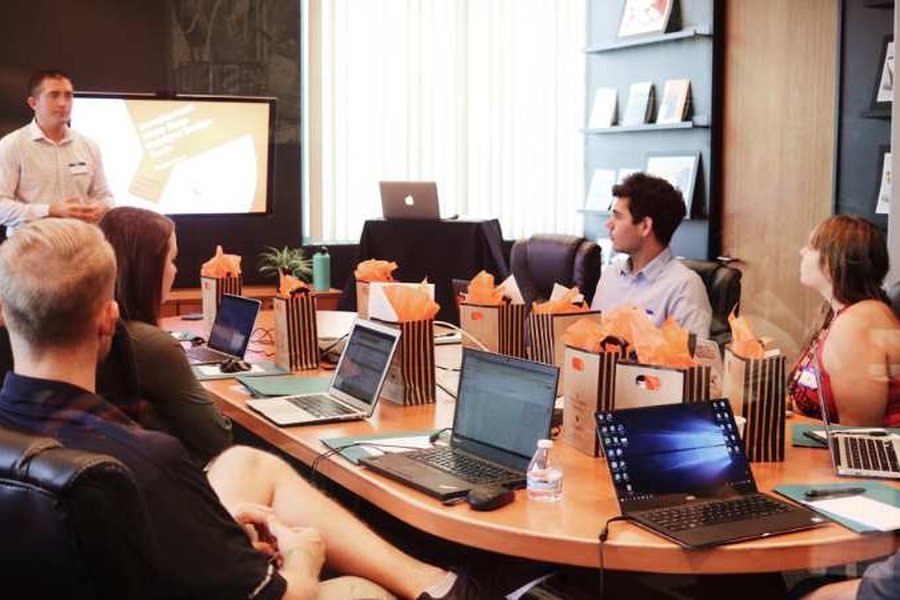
[200,245,242,336]
[458,271,527,358]
[273,274,319,371]
[354,259,397,319]
[723,309,786,462]
[369,283,439,406]
[614,313,712,410]
[528,284,602,391]
[561,316,629,456]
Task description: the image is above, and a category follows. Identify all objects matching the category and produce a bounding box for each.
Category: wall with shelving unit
[834,0,893,233]
[889,3,899,284]
[583,0,721,261]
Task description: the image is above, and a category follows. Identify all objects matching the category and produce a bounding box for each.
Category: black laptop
[360,348,559,501]
[186,294,261,365]
[596,400,826,548]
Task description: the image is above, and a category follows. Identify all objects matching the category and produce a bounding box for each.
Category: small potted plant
[258,246,313,284]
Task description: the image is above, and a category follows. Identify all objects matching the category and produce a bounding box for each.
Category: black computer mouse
[466,485,515,511]
[219,358,251,373]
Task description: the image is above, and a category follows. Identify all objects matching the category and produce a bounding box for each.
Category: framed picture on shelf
[621,82,655,126]
[871,36,894,110]
[875,146,891,216]
[588,87,618,129]
[645,151,701,217]
[656,79,692,124]
[585,169,617,211]
[617,0,675,38]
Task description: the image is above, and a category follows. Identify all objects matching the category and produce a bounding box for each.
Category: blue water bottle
[312,246,331,292]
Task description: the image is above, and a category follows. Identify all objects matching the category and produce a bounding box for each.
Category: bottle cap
[537,439,553,449]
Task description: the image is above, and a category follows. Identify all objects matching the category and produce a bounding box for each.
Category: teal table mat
[774,482,900,533]
[192,360,287,381]
[236,373,332,397]
[321,430,436,464]
[792,423,900,448]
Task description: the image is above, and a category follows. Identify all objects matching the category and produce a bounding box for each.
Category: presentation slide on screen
[72,98,270,215]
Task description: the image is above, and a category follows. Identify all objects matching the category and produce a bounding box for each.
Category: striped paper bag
[459,302,526,358]
[613,362,712,410]
[528,311,603,391]
[201,275,242,336]
[724,348,787,462]
[561,338,626,456]
[273,293,319,371]
[379,319,436,406]
[355,281,370,319]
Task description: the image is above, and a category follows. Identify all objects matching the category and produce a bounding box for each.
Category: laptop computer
[359,348,559,501]
[380,181,441,220]
[246,319,400,426]
[596,400,825,548]
[186,294,261,365]
[808,351,900,479]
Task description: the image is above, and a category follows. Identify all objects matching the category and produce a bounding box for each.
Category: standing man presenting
[0,69,112,234]
[591,172,712,338]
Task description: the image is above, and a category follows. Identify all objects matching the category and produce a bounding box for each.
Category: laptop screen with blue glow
[331,323,398,405]
[596,400,755,506]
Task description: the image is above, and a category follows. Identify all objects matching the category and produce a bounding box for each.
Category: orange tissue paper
[532,287,589,315]
[354,259,398,282]
[728,309,766,359]
[200,245,242,278]
[466,271,505,306]
[384,284,440,321]
[278,272,308,299]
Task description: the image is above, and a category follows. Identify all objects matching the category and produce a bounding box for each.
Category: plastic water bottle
[526,439,563,502]
[312,246,331,292]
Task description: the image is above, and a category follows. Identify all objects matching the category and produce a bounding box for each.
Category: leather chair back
[0,427,158,599]
[510,234,602,306]
[681,259,742,346]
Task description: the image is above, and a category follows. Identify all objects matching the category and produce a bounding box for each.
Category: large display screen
[72,94,275,215]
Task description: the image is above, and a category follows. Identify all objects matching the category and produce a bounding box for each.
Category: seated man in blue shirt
[590,172,712,338]
[0,219,477,600]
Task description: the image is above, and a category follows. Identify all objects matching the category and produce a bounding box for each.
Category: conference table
[167,311,899,574]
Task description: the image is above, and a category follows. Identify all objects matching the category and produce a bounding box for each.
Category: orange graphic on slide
[124,100,267,206]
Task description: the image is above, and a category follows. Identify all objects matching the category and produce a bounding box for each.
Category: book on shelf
[656,78,692,124]
[876,151,892,215]
[588,87,618,129]
[584,169,617,211]
[621,82,655,126]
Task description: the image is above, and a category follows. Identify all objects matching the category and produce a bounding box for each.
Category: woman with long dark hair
[99,206,231,462]
[788,215,900,427]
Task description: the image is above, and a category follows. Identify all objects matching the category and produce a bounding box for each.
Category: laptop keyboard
[643,495,793,532]
[409,447,521,485]
[842,436,900,473]
[287,395,355,418]
[186,346,231,363]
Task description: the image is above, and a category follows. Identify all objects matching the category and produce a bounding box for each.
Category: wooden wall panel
[721,0,838,357]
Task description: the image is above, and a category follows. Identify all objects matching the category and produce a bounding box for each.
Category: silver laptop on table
[810,350,900,479]
[379,181,440,220]
[247,319,400,426]
[186,294,261,365]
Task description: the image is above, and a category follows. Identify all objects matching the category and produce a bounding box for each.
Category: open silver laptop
[246,319,400,426]
[186,294,261,365]
[379,181,440,220]
[811,344,900,479]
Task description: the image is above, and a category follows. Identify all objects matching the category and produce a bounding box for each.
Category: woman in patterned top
[788,215,900,427]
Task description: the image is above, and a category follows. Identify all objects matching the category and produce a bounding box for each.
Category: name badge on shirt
[798,365,818,389]
[69,162,89,175]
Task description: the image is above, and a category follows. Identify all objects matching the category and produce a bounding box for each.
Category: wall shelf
[584,24,712,54]
[584,116,710,134]
[863,1,894,8]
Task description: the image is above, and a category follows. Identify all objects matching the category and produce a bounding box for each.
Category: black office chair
[0,427,158,599]
[510,234,602,307]
[681,259,743,347]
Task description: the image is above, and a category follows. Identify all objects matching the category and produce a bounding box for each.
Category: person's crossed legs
[206,445,448,599]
